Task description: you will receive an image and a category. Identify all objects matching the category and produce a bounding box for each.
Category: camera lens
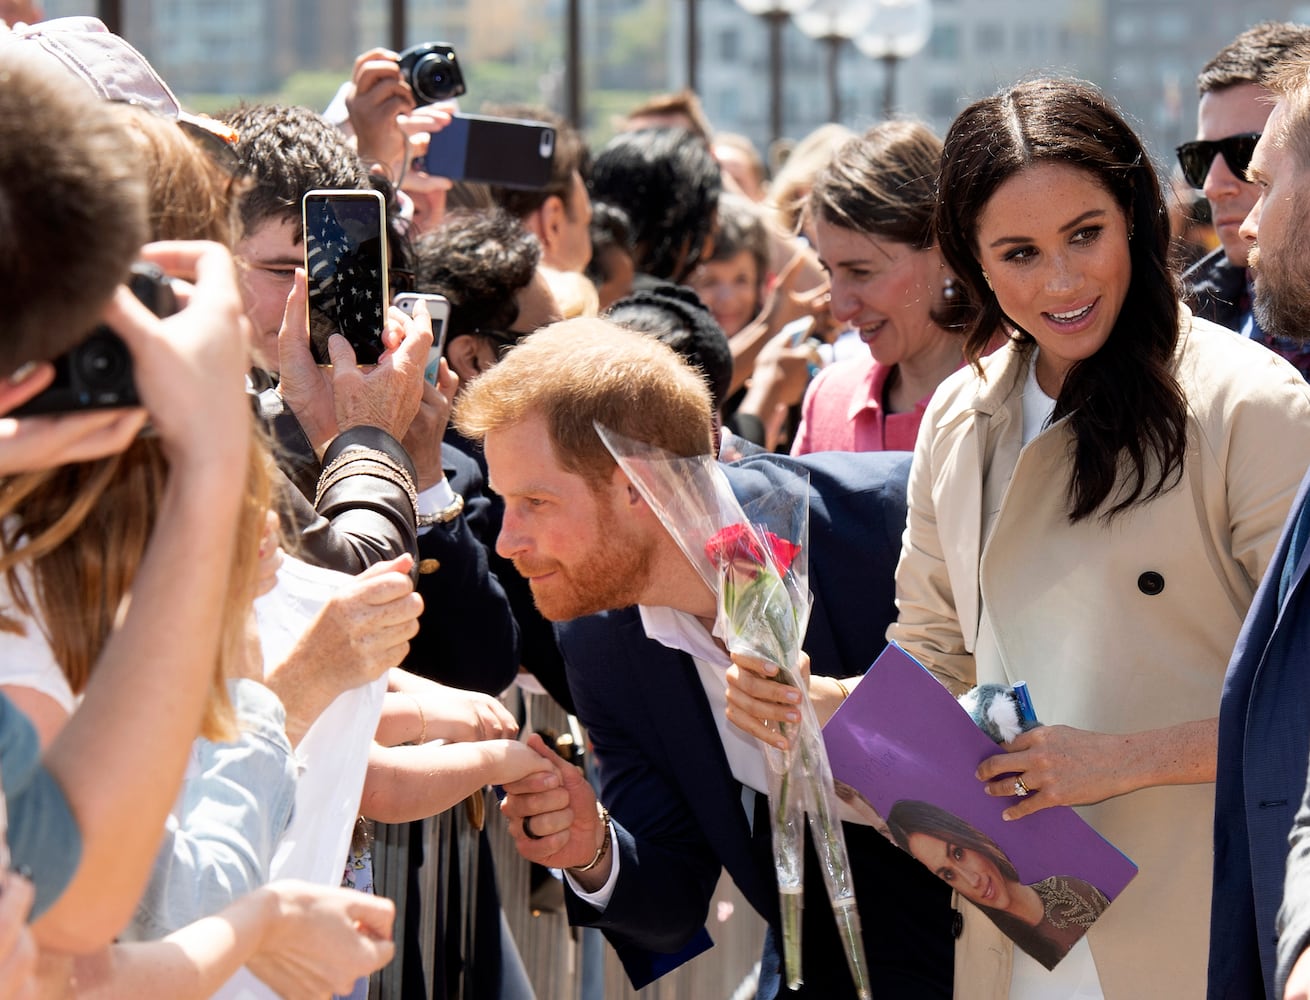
[413,53,452,103]
[74,332,131,391]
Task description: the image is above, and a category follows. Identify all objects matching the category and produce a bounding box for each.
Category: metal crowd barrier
[370,688,766,999]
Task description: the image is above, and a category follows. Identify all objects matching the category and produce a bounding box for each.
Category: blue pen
[1012,680,1038,725]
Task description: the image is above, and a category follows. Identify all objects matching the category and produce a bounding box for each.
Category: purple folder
[823,643,1138,969]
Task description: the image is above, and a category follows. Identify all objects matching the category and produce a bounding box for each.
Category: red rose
[705,523,800,574]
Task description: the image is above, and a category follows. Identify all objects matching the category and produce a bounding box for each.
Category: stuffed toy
[958,683,1043,745]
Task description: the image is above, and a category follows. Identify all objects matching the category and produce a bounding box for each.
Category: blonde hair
[766,123,855,235]
[453,318,714,486]
[1265,48,1310,171]
[541,266,600,319]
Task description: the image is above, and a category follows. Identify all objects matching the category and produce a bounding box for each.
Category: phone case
[393,292,451,382]
[302,189,390,364]
[420,113,556,190]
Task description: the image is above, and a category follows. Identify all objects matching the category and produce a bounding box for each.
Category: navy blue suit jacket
[405,442,520,695]
[557,450,953,998]
[1211,469,1310,999]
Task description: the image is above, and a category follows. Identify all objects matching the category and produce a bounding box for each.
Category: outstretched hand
[275,269,336,453]
[386,672,517,745]
[345,48,415,178]
[246,879,395,1000]
[267,554,422,744]
[399,304,457,490]
[326,305,430,441]
[761,248,830,336]
[501,733,606,873]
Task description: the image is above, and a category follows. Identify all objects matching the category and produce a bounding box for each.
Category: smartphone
[302,189,389,365]
[419,113,556,190]
[393,292,452,385]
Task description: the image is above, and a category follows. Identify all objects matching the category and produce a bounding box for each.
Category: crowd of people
[4,4,1310,999]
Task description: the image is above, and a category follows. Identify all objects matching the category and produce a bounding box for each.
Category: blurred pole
[881,52,899,119]
[98,0,122,34]
[824,34,841,123]
[766,10,787,148]
[389,0,406,52]
[686,0,700,93]
[566,0,583,127]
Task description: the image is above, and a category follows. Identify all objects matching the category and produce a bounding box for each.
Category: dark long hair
[886,800,1021,885]
[935,78,1187,523]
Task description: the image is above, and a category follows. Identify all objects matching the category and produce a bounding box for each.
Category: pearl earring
[943,275,957,301]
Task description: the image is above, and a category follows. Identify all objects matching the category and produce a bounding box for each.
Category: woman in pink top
[793,121,969,455]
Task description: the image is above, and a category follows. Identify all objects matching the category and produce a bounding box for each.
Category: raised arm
[34,241,255,952]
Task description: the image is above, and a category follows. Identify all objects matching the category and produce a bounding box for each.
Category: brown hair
[809,119,969,331]
[809,120,941,249]
[887,799,1021,885]
[123,106,245,247]
[1197,22,1310,95]
[0,438,271,742]
[0,49,148,377]
[703,193,770,284]
[624,89,714,143]
[453,318,714,486]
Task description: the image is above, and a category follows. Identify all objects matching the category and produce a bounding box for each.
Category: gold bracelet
[833,678,852,700]
[569,806,612,873]
[405,692,426,745]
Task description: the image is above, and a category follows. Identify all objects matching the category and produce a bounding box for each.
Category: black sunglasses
[1176,133,1261,189]
[475,329,526,360]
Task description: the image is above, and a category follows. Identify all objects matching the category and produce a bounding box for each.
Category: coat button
[1137,571,1164,596]
[951,909,964,938]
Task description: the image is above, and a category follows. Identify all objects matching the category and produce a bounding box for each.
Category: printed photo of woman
[886,799,1108,970]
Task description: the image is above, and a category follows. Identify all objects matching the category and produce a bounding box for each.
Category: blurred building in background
[38,0,1310,171]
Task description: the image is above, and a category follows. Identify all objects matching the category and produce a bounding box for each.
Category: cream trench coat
[888,310,1310,1000]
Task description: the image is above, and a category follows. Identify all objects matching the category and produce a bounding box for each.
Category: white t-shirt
[0,561,77,714]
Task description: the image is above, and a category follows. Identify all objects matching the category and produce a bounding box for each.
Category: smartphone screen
[420,113,556,190]
[393,292,451,384]
[302,189,390,364]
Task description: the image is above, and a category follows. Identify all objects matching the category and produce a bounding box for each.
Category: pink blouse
[791,355,929,455]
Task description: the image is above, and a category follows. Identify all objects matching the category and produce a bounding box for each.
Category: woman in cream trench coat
[890,309,1310,999]
[889,79,1310,1000]
[726,78,1310,999]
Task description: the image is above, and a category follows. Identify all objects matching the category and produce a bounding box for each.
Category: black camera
[13,263,177,417]
[397,42,466,106]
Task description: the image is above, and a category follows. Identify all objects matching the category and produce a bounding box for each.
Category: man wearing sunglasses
[1181,21,1310,379]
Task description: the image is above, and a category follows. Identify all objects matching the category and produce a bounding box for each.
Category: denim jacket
[120,678,297,941]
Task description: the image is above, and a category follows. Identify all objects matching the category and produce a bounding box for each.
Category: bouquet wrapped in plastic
[598,426,871,998]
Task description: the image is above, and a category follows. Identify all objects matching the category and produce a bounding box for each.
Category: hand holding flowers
[597,425,872,999]
[726,652,856,748]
